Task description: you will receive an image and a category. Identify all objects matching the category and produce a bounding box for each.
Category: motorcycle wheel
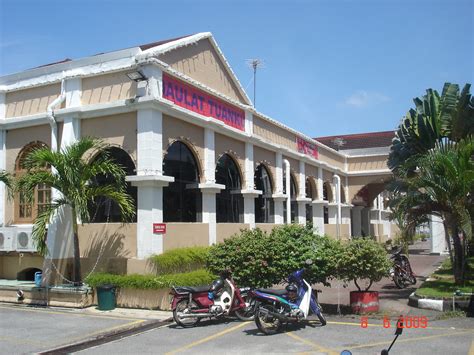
[234,294,256,321]
[173,299,201,327]
[255,303,282,335]
[409,274,417,285]
[393,272,406,289]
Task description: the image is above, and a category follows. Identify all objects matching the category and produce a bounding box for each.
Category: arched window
[216,154,243,223]
[89,147,137,223]
[254,164,274,223]
[283,173,298,223]
[323,183,330,224]
[14,142,51,223]
[305,178,314,223]
[163,141,201,222]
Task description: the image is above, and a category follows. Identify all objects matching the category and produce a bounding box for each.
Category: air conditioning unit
[0,227,17,252]
[16,226,37,252]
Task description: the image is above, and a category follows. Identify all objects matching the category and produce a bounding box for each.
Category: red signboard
[153,223,166,234]
[297,137,319,159]
[162,73,245,131]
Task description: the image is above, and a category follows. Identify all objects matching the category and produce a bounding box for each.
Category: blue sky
[1,0,472,137]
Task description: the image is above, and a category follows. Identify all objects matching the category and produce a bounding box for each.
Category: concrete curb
[38,317,173,354]
[408,292,472,312]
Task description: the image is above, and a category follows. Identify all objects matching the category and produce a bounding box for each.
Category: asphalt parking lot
[79,316,474,355]
[1,303,472,355]
[0,304,148,354]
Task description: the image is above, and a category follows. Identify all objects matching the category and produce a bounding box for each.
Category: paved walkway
[317,238,447,316]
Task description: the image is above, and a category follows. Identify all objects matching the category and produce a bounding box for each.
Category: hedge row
[149,246,210,274]
[206,224,344,288]
[85,269,215,290]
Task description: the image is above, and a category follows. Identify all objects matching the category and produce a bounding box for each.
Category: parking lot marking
[165,321,251,354]
[0,304,145,321]
[338,329,474,352]
[0,335,48,347]
[286,331,339,355]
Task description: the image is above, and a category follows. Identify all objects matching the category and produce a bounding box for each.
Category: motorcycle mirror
[305,259,313,265]
[340,350,352,355]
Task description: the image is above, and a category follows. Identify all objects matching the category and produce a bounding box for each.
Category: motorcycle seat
[173,285,210,294]
[256,288,287,296]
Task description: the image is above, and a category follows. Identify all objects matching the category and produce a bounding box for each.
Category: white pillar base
[273,194,286,225]
[200,183,225,245]
[312,200,327,235]
[242,189,262,229]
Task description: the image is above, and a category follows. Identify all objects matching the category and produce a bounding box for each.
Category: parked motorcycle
[170,270,255,327]
[251,263,326,335]
[389,247,416,289]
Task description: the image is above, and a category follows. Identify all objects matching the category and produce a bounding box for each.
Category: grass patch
[434,310,467,320]
[416,256,474,299]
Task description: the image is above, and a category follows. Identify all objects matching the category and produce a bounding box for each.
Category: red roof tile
[315,131,395,150]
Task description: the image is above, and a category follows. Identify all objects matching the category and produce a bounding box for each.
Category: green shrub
[85,269,215,290]
[206,224,343,288]
[149,246,210,274]
[337,237,391,291]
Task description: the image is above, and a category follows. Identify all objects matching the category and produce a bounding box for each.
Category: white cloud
[345,90,390,108]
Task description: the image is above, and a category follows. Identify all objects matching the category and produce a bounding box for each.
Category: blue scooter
[250,262,327,335]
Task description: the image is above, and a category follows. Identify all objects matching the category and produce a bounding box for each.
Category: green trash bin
[96,284,116,311]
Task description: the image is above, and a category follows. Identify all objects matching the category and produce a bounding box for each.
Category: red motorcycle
[170,270,255,327]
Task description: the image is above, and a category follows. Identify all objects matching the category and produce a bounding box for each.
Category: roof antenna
[332,137,346,151]
[246,59,264,108]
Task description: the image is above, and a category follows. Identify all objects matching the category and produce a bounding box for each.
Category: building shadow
[82,229,131,276]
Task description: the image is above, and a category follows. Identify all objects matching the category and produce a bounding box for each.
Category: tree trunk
[72,211,82,286]
[451,225,465,285]
[443,220,453,264]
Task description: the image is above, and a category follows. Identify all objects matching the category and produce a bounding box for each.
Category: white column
[352,206,363,237]
[272,152,284,224]
[244,142,254,190]
[317,167,323,200]
[140,65,163,99]
[430,214,447,254]
[137,186,163,258]
[65,78,82,108]
[201,128,224,245]
[312,201,327,235]
[242,141,261,228]
[129,108,173,258]
[298,161,305,198]
[244,110,253,135]
[296,161,310,225]
[137,109,163,174]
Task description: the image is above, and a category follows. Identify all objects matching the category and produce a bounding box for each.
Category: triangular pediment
[158,38,250,105]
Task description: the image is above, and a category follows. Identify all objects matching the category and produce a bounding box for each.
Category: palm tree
[388,83,474,173]
[388,82,474,284]
[390,138,474,284]
[16,137,135,285]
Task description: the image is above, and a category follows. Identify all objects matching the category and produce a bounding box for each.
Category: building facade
[0,33,398,280]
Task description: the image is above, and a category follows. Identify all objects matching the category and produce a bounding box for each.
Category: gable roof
[314,131,395,151]
[5,33,252,106]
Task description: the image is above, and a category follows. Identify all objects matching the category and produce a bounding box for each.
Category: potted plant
[338,237,391,313]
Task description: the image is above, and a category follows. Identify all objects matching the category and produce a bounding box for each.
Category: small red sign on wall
[153,223,166,234]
